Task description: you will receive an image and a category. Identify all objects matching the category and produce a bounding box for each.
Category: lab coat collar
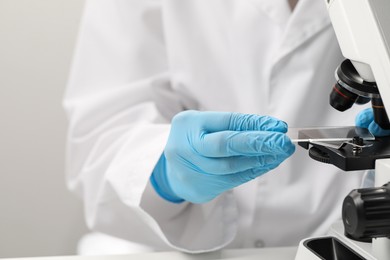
[251,0,292,26]
[272,0,332,64]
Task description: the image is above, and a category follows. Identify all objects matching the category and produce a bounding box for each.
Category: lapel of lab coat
[254,0,332,65]
[251,0,292,25]
[272,0,332,65]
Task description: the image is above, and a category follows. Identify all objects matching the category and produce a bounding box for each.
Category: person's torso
[162,0,368,247]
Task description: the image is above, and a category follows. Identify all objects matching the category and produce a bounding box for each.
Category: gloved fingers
[176,111,288,133]
[355,108,390,136]
[355,108,373,128]
[225,113,288,132]
[194,130,295,157]
[368,121,390,137]
[183,157,282,203]
[224,160,284,184]
[194,154,288,175]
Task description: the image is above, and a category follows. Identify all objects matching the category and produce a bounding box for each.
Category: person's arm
[64,0,237,252]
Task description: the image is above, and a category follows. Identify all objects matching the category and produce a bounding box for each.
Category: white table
[1,247,297,260]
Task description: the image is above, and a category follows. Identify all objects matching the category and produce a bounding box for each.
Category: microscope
[295,0,390,259]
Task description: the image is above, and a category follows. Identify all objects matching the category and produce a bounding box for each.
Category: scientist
[64,0,388,254]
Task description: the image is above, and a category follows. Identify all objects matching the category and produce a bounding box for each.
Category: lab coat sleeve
[63,0,237,253]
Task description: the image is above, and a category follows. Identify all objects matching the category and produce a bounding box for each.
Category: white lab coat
[64,0,369,254]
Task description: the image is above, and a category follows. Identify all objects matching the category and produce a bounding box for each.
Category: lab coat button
[254,239,265,248]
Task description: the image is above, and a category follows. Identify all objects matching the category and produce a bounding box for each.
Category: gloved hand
[355,108,390,136]
[150,110,295,204]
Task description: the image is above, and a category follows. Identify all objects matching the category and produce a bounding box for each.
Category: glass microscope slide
[287,126,375,143]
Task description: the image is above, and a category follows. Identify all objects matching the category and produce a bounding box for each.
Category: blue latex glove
[150,111,296,204]
[355,108,390,136]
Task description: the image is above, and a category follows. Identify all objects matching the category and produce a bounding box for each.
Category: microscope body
[295,0,390,259]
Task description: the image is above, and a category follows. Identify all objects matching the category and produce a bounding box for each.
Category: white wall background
[0,0,87,257]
